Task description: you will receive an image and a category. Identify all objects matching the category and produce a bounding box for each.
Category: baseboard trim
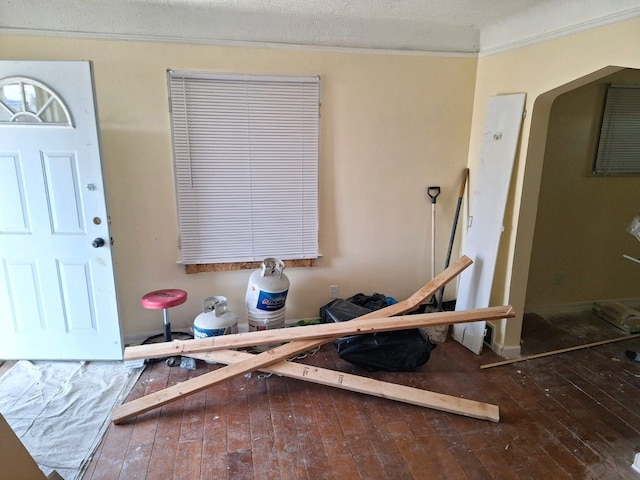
[123,328,197,347]
[525,298,640,317]
[525,302,593,316]
[492,343,521,360]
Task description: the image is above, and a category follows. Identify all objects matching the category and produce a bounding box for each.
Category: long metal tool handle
[438,169,469,309]
[431,203,436,280]
[427,186,441,281]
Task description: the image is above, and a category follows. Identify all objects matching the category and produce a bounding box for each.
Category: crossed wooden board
[113,256,515,424]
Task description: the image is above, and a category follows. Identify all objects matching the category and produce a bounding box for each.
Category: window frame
[593,83,640,176]
[167,70,321,266]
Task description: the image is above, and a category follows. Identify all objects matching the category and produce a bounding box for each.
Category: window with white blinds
[594,84,640,176]
[168,71,320,264]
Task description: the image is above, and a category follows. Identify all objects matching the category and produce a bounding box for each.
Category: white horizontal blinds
[594,85,640,175]
[169,71,319,263]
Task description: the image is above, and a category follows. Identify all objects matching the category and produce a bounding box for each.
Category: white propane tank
[245,258,290,342]
[193,296,238,339]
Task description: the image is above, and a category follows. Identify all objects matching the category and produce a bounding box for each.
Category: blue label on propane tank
[194,326,227,338]
[256,290,288,311]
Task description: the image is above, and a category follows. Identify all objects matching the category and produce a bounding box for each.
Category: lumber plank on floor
[189,349,500,422]
[112,339,327,424]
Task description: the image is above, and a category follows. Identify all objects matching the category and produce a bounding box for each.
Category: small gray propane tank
[193,296,238,339]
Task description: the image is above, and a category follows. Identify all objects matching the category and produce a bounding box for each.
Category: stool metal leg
[162,308,172,343]
[162,309,179,366]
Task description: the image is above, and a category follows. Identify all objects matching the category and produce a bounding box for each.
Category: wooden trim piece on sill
[185,258,316,274]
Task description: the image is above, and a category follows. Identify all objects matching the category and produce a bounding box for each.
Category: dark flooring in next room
[81,309,640,480]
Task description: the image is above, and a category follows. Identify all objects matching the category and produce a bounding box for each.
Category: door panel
[4,260,45,332]
[58,259,96,331]
[0,61,122,360]
[43,152,85,234]
[0,154,30,233]
[452,93,526,355]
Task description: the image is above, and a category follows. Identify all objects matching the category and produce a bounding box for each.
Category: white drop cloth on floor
[0,360,144,480]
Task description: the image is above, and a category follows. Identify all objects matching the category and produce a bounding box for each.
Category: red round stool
[141,289,187,343]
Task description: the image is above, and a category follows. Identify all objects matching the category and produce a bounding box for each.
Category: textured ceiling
[2,0,640,54]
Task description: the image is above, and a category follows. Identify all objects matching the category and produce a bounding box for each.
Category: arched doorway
[507,66,640,352]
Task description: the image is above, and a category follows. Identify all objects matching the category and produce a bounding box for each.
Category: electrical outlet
[329,284,339,299]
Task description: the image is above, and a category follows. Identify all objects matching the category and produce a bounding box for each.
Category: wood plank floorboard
[247,375,279,480]
[286,375,335,480]
[267,373,308,480]
[62,312,640,479]
[305,377,361,479]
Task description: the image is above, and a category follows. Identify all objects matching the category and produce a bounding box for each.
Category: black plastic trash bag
[346,292,390,311]
[320,298,371,323]
[319,294,436,372]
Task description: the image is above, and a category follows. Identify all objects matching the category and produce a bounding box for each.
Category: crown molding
[479,7,640,58]
[0,27,479,58]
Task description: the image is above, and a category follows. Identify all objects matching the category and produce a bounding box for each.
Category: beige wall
[526,69,640,308]
[0,36,477,338]
[6,17,639,352]
[470,17,640,353]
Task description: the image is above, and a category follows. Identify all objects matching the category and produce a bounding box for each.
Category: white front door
[0,61,123,360]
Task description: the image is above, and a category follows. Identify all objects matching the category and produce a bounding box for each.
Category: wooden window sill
[185,258,316,274]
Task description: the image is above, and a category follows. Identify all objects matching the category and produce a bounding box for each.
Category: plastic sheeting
[0,360,143,480]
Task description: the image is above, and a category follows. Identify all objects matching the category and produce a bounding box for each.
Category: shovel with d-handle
[427,186,441,308]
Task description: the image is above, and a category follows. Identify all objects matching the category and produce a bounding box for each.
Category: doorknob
[92,238,105,248]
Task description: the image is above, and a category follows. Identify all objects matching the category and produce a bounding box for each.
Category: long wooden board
[125,305,513,361]
[125,255,473,362]
[112,339,326,424]
[188,349,500,422]
[480,333,640,369]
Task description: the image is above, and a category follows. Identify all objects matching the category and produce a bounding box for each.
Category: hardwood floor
[81,315,640,480]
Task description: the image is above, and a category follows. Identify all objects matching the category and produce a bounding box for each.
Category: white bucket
[193,296,238,339]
